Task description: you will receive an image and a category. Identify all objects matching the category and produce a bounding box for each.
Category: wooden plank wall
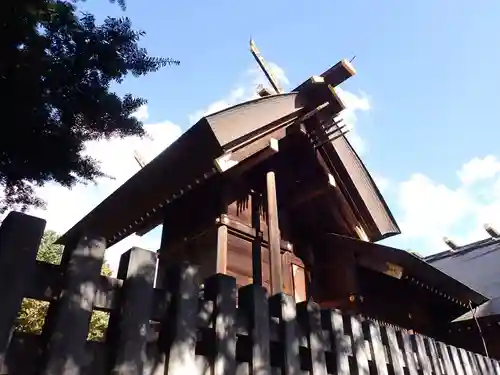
[1,211,499,375]
[227,193,267,233]
[225,191,308,294]
[225,231,306,298]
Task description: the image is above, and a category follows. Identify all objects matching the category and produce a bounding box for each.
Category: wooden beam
[282,171,336,210]
[251,193,263,286]
[226,101,329,159]
[266,171,283,295]
[357,253,404,280]
[216,224,228,274]
[296,102,329,123]
[218,214,293,252]
[286,185,328,209]
[223,107,303,153]
[294,60,356,93]
[312,146,371,236]
[249,39,282,94]
[256,85,273,97]
[354,224,370,242]
[155,217,171,287]
[215,138,279,174]
[215,186,230,274]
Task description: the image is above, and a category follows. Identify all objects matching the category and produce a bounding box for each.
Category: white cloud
[390,155,500,254]
[372,174,390,193]
[395,173,475,250]
[17,106,182,273]
[457,155,500,185]
[247,61,290,89]
[28,112,182,232]
[188,87,246,124]
[336,88,371,155]
[188,61,291,124]
[132,104,149,122]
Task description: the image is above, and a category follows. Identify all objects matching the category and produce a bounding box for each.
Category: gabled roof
[425,237,500,299]
[427,237,500,323]
[57,60,400,247]
[57,93,306,247]
[325,233,488,306]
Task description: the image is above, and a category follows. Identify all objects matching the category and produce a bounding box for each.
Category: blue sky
[22,0,500,271]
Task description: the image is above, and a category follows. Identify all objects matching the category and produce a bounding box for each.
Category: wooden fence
[1,211,500,375]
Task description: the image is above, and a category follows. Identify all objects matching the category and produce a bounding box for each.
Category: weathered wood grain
[0,212,46,373]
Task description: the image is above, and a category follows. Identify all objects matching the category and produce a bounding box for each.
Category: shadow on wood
[0,212,499,375]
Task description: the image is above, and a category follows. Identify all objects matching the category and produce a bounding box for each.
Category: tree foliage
[16,230,113,341]
[0,0,179,213]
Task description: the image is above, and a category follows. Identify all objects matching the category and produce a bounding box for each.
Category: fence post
[482,354,497,375]
[477,352,495,375]
[448,345,466,375]
[350,315,369,375]
[269,293,300,375]
[159,264,200,375]
[485,356,498,375]
[42,234,107,375]
[467,352,483,374]
[238,285,271,375]
[204,274,237,375]
[0,212,46,372]
[109,247,157,375]
[323,310,349,375]
[297,300,327,375]
[423,337,442,375]
[381,326,404,375]
[398,330,418,375]
[458,347,474,374]
[362,320,388,375]
[437,342,456,375]
[492,358,500,375]
[413,334,432,375]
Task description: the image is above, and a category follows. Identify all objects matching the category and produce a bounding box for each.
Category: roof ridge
[425,237,500,262]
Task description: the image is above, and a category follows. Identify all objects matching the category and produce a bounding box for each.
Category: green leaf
[0,0,179,213]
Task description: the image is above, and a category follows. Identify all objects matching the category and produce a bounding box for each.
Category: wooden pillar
[160,264,200,375]
[251,192,263,286]
[216,186,230,274]
[0,212,45,373]
[304,245,315,300]
[266,170,282,295]
[42,234,107,375]
[216,223,228,274]
[155,223,170,287]
[109,248,157,375]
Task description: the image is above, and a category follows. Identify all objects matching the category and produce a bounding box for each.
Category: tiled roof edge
[425,237,500,263]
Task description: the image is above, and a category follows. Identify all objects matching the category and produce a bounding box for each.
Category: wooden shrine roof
[323,233,488,307]
[58,60,400,247]
[426,237,500,300]
[426,236,500,323]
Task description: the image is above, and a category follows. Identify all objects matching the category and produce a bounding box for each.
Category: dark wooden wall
[158,228,217,281]
[309,238,470,343]
[158,189,310,303]
[224,194,308,301]
[155,132,363,304]
[444,320,500,360]
[156,180,476,350]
